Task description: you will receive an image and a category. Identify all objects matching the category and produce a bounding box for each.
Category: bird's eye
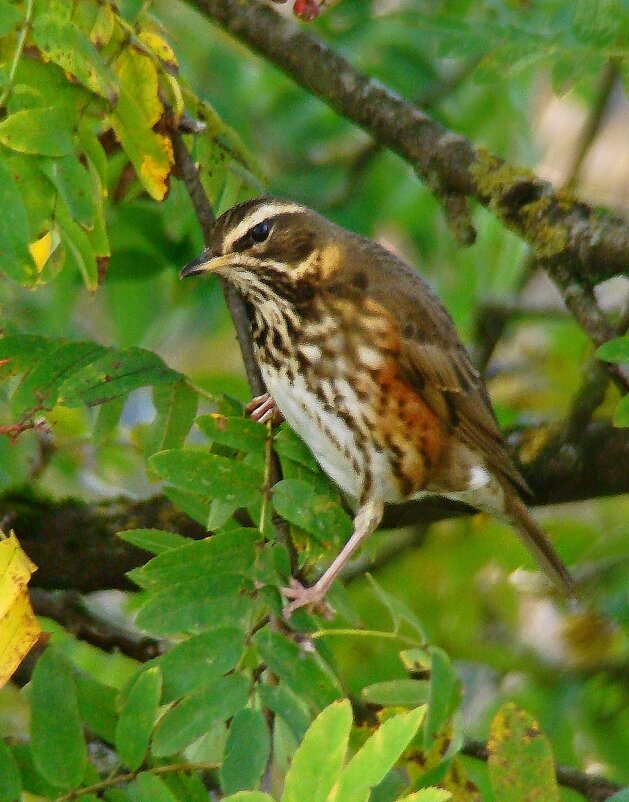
[250,221,270,244]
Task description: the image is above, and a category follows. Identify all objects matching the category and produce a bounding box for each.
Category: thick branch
[4,421,627,592]
[30,589,161,662]
[189,0,629,285]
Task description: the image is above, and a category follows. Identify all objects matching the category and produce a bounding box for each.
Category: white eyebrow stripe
[223,203,304,251]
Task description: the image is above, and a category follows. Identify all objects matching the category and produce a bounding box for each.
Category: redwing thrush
[181,197,575,614]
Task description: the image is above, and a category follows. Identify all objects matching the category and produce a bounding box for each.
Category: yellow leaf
[0,531,41,688]
[90,3,115,47]
[140,135,174,201]
[138,30,178,73]
[110,48,173,201]
[29,231,60,273]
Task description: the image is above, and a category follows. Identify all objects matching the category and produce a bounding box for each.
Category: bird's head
[180,196,339,304]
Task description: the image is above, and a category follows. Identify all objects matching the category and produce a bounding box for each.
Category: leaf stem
[310,628,420,647]
[53,761,219,802]
[259,420,274,533]
[0,0,34,110]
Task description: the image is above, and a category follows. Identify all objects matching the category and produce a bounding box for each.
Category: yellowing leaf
[140,137,174,200]
[0,531,41,688]
[90,3,115,47]
[110,48,173,200]
[29,231,60,273]
[138,30,178,73]
[488,702,560,802]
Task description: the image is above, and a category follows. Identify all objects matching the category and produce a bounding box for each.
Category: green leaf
[150,627,246,702]
[332,706,425,802]
[0,106,75,156]
[0,156,33,284]
[11,340,105,415]
[488,702,560,802]
[572,0,622,44]
[31,649,87,789]
[59,347,180,407]
[258,682,311,742]
[160,772,209,802]
[127,773,178,802]
[55,200,98,289]
[0,0,22,37]
[132,529,258,588]
[162,486,212,527]
[8,743,60,799]
[367,575,426,640]
[254,628,342,709]
[272,479,352,544]
[223,794,275,802]
[145,380,198,455]
[361,679,429,707]
[116,667,162,771]
[402,790,452,802]
[613,394,629,427]
[32,13,117,101]
[152,673,249,756]
[0,739,21,802]
[597,335,629,363]
[135,575,254,636]
[117,528,190,555]
[281,700,352,802]
[111,48,172,201]
[197,414,267,455]
[150,449,263,509]
[74,672,119,744]
[424,647,459,749]
[40,156,95,228]
[93,396,125,445]
[221,708,271,795]
[274,426,320,472]
[0,333,50,376]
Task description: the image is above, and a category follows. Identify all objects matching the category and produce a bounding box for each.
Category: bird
[180,196,575,614]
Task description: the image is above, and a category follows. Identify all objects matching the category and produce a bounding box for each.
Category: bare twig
[52,762,219,802]
[462,739,624,802]
[564,299,629,439]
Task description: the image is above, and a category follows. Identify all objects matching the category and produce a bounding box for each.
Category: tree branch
[171,128,265,396]
[474,60,622,375]
[462,739,624,802]
[30,589,161,662]
[4,420,627,593]
[189,0,629,286]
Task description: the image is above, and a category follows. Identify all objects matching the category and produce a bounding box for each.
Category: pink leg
[282,497,384,617]
[245,392,284,424]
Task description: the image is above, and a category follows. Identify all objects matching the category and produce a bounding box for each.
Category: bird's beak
[179,251,232,279]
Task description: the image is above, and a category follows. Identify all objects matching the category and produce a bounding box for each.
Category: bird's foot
[281,578,334,619]
[245,392,284,425]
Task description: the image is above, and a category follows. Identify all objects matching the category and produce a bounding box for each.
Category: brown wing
[341,232,530,497]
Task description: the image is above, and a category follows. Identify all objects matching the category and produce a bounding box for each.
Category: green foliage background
[0,0,628,800]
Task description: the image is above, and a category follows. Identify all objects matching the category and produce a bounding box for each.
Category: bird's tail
[504,493,576,598]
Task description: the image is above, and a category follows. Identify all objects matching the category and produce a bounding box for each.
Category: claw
[281,578,334,619]
[245,392,284,424]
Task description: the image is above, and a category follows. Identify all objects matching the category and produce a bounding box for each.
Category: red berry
[293,0,323,21]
